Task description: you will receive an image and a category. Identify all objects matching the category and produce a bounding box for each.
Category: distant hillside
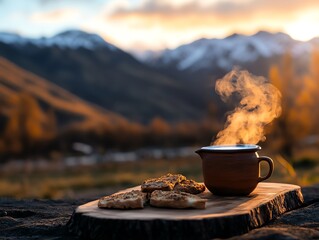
[0,57,215,156]
[0,57,127,129]
[0,30,206,123]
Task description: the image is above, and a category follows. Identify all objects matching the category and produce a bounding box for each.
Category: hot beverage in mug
[196,144,273,196]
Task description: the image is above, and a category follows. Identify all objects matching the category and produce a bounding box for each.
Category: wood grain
[67,182,304,240]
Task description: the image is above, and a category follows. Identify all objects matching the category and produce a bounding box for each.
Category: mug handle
[258,156,274,182]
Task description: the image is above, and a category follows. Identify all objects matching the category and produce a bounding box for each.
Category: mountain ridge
[0,30,117,51]
[135,31,318,77]
[0,30,206,123]
[2,30,314,124]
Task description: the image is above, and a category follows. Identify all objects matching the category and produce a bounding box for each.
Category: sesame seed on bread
[141,173,186,193]
[173,179,206,194]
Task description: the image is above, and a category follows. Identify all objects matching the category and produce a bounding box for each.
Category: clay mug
[195,144,274,196]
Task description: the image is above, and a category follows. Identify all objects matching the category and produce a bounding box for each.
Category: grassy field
[0,153,318,199]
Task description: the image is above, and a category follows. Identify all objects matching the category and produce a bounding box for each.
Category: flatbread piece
[150,190,206,209]
[98,190,148,209]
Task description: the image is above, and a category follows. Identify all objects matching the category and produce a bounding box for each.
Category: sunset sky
[1,0,319,51]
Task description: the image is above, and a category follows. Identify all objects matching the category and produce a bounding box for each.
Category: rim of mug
[197,144,261,153]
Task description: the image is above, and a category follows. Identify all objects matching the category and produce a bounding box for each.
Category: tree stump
[67,183,303,240]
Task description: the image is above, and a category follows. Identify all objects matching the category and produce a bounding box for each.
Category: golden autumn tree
[3,107,22,154]
[149,117,171,136]
[2,93,52,155]
[147,117,171,145]
[292,50,319,139]
[2,95,24,154]
[269,51,319,158]
[269,52,296,157]
[45,107,57,140]
[309,49,319,129]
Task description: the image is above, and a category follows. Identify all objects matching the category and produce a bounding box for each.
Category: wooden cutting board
[67,182,303,240]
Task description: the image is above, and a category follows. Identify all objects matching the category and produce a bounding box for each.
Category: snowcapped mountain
[139,31,317,73]
[0,30,117,51]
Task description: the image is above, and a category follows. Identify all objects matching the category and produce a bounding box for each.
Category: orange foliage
[148,117,171,136]
[269,50,319,157]
[2,92,57,155]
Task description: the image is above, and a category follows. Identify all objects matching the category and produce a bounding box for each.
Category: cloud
[92,0,319,50]
[30,8,80,23]
[25,0,319,51]
[108,0,319,30]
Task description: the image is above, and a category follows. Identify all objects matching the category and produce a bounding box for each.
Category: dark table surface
[0,184,318,240]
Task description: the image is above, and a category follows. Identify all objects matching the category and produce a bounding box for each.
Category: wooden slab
[67,182,304,240]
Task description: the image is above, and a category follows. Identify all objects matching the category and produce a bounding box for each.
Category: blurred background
[0,0,319,199]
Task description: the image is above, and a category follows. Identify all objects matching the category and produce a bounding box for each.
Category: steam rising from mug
[213,69,282,145]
